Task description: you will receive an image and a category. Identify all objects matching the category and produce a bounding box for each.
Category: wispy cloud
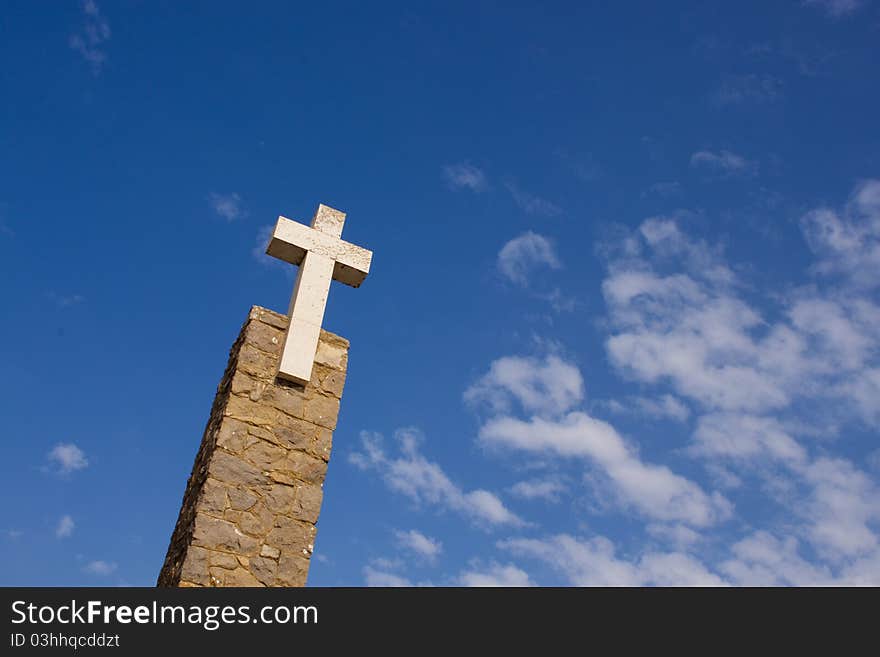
[48,292,85,308]
[556,150,602,182]
[803,0,864,17]
[800,179,880,288]
[69,0,111,74]
[690,149,757,177]
[465,354,583,417]
[508,478,567,503]
[497,231,562,287]
[442,163,487,192]
[46,443,88,475]
[82,560,117,576]
[598,190,880,574]
[603,395,691,422]
[208,192,246,221]
[363,565,413,587]
[500,534,726,586]
[711,74,783,106]
[643,181,682,198]
[349,428,524,528]
[505,182,562,217]
[394,529,443,562]
[56,515,75,539]
[457,562,532,586]
[468,353,731,527]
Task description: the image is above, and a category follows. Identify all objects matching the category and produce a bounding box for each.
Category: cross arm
[266,216,372,287]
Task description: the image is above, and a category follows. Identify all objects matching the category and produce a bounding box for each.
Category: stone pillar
[157,306,349,587]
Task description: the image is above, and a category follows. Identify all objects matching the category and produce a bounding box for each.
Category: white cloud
[631,394,691,422]
[692,414,808,466]
[603,228,811,413]
[646,523,703,549]
[801,457,879,560]
[349,428,524,528]
[457,562,533,587]
[719,532,832,585]
[56,515,75,539]
[83,560,117,576]
[848,368,880,426]
[69,1,111,74]
[47,443,88,474]
[480,412,731,526]
[251,223,291,271]
[394,529,443,561]
[468,354,729,527]
[464,354,583,417]
[363,566,413,587]
[501,534,726,586]
[208,192,245,221]
[800,179,880,288]
[803,0,864,17]
[711,74,783,106]
[600,191,880,575]
[497,231,562,287]
[690,150,757,176]
[443,163,487,192]
[508,478,567,503]
[505,183,562,216]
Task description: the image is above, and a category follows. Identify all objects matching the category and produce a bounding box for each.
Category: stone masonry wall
[157,305,348,587]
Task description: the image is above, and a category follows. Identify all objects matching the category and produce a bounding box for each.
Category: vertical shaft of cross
[281,251,335,385]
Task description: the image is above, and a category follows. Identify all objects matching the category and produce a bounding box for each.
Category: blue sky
[1,0,879,586]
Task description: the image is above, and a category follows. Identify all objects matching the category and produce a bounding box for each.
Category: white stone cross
[265,204,372,385]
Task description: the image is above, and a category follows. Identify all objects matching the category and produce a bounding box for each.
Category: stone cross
[266,204,372,385]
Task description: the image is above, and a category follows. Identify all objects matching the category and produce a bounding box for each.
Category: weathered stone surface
[242,440,286,471]
[292,483,323,523]
[211,567,264,587]
[275,553,311,587]
[303,394,340,429]
[208,450,268,488]
[250,556,278,586]
[227,487,257,512]
[157,305,349,588]
[263,385,306,418]
[209,551,239,570]
[249,306,288,331]
[237,343,278,379]
[179,546,209,586]
[260,544,281,559]
[215,418,250,453]
[283,450,327,484]
[247,321,284,355]
[315,339,347,371]
[199,479,228,516]
[265,516,314,551]
[237,505,274,538]
[247,424,276,444]
[263,483,296,515]
[224,394,278,428]
[273,420,317,452]
[320,368,347,398]
[315,428,333,461]
[192,514,260,556]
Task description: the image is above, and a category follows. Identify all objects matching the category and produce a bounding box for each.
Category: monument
[157,204,372,587]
